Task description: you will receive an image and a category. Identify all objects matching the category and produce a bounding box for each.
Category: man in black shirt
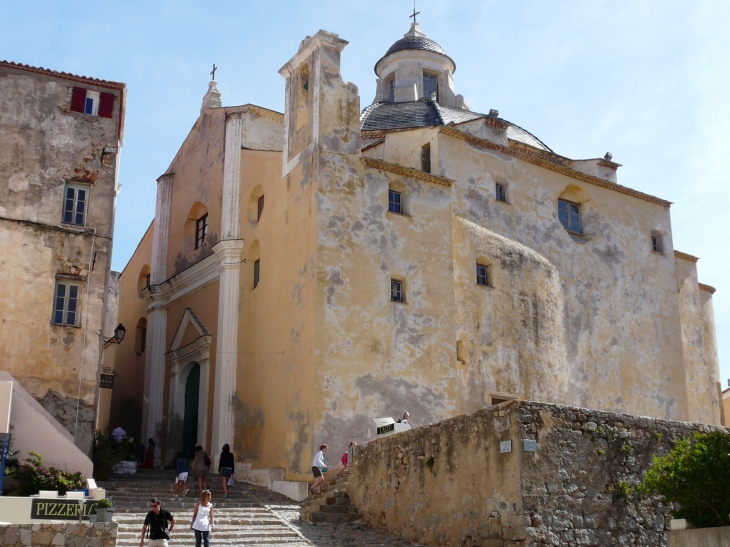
[139,497,175,547]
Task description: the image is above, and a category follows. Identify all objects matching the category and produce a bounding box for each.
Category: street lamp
[103,324,126,348]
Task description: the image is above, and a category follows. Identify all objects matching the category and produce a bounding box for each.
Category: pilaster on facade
[141,303,167,447]
[222,114,243,240]
[151,174,174,284]
[211,239,244,466]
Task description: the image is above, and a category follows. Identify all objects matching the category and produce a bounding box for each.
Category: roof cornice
[362,157,453,187]
[674,250,699,263]
[438,126,672,208]
[699,283,717,294]
[0,60,125,90]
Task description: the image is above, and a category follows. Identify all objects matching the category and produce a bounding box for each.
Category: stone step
[318,504,355,514]
[310,512,360,524]
[117,528,297,539]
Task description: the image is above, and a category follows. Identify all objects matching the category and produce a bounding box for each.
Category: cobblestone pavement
[268,504,424,547]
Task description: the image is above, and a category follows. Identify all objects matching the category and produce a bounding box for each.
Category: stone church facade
[111,24,720,479]
[0,60,126,454]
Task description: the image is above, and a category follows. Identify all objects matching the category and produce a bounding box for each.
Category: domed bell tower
[373,21,469,110]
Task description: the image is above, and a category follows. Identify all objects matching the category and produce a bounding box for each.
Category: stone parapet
[0,523,116,547]
[348,400,729,547]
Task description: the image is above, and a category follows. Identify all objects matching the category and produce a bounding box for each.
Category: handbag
[227,477,234,487]
[203,452,211,467]
[320,466,328,473]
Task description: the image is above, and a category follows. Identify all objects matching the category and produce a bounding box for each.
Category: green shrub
[9,452,84,496]
[609,480,635,499]
[92,431,134,469]
[96,498,113,509]
[640,431,730,528]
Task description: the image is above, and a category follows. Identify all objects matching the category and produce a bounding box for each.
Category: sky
[3,1,730,386]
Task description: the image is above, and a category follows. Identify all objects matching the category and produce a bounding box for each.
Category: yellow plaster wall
[438,131,692,422]
[235,151,318,478]
[165,108,231,278]
[675,257,721,425]
[110,224,153,441]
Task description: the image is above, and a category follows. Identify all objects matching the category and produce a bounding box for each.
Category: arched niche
[247,185,265,225]
[183,201,209,249]
[137,264,151,297]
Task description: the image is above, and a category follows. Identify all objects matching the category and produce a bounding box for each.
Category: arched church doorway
[182,363,200,458]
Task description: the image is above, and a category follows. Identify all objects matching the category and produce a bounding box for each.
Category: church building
[111,23,721,481]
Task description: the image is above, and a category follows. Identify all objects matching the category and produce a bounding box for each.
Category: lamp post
[103,324,126,349]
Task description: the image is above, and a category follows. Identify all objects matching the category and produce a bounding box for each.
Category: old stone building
[111,23,720,481]
[0,60,126,454]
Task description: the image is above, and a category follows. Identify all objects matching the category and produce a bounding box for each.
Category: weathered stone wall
[0,63,124,454]
[348,400,728,547]
[0,523,116,547]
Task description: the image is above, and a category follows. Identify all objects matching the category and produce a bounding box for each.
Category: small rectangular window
[391,279,404,302]
[195,214,208,249]
[388,190,403,214]
[53,282,80,326]
[388,78,395,102]
[651,232,664,253]
[253,259,260,288]
[423,74,438,101]
[495,184,506,202]
[558,199,581,233]
[476,264,489,286]
[62,184,89,226]
[257,195,265,221]
[421,143,431,173]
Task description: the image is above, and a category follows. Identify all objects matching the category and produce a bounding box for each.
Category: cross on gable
[211,64,217,81]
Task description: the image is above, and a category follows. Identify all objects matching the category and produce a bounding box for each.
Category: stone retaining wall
[0,523,116,547]
[348,401,728,547]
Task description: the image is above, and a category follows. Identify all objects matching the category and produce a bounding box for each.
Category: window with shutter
[99,92,114,118]
[71,87,87,113]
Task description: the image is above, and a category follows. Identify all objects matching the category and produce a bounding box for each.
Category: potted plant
[94,498,114,522]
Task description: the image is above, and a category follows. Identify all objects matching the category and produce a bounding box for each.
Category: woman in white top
[190,490,214,547]
[310,444,328,495]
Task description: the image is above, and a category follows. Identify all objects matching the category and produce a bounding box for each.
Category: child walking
[190,490,214,547]
[174,452,189,497]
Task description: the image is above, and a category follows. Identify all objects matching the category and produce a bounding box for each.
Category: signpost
[0,381,12,496]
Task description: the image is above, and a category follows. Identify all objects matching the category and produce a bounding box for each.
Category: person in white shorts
[174,452,189,497]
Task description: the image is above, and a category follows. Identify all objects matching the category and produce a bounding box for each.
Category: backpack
[203,452,211,467]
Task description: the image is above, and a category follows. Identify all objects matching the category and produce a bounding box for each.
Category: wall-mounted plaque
[523,439,537,452]
[499,440,512,453]
[100,373,115,389]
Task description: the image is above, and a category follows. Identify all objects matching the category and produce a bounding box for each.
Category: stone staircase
[299,474,358,524]
[102,469,309,546]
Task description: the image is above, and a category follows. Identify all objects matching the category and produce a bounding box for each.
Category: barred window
[53,282,80,326]
[388,78,395,102]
